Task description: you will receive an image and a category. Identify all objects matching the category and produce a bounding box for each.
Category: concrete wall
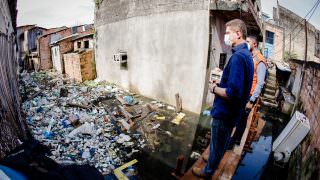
[204,14,232,106]
[95,0,209,113]
[276,5,320,63]
[51,45,62,73]
[96,11,209,113]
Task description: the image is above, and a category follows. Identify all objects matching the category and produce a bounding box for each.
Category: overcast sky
[17,0,320,29]
[17,0,94,28]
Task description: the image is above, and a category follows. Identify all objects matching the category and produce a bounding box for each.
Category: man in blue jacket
[192,19,254,178]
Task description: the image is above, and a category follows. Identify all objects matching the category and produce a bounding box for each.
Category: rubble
[20,70,147,174]
[19,70,192,175]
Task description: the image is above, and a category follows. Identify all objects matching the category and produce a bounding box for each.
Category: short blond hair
[226,19,247,39]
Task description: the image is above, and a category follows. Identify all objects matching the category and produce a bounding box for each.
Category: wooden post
[171,155,184,179]
[175,93,182,112]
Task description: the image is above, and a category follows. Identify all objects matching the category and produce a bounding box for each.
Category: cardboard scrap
[171,112,186,125]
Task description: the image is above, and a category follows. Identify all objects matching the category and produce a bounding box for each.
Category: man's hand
[211,79,220,85]
[209,83,217,94]
[209,80,219,94]
[245,101,253,110]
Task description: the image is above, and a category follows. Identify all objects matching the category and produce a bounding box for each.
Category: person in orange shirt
[230,35,267,146]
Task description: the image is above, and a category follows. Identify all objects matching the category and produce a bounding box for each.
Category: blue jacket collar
[232,43,248,53]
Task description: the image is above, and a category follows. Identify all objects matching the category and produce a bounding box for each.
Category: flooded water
[113,97,291,180]
[233,122,273,180]
[99,95,201,180]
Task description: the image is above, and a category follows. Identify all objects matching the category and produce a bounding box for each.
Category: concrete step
[265,84,277,91]
[267,76,276,82]
[261,100,278,108]
[263,94,276,100]
[268,73,276,79]
[266,80,276,86]
[264,88,276,96]
[261,97,277,104]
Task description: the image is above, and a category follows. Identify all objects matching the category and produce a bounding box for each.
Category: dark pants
[232,97,255,143]
[203,118,232,175]
[232,109,250,143]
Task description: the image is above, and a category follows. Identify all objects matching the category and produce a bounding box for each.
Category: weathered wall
[287,60,320,179]
[64,53,82,82]
[263,22,284,61]
[0,0,28,158]
[27,27,45,52]
[204,14,232,106]
[51,45,62,73]
[95,0,209,113]
[38,28,72,70]
[80,50,96,81]
[64,50,95,82]
[74,37,93,51]
[276,5,320,63]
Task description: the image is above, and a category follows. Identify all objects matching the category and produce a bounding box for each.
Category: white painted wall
[51,45,62,73]
[96,10,209,113]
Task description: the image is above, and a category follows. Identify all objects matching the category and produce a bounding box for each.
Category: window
[266,31,275,44]
[219,53,227,69]
[84,40,89,49]
[77,41,81,49]
[71,26,78,34]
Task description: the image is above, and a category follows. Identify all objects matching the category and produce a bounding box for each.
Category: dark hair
[247,35,259,46]
[225,19,247,39]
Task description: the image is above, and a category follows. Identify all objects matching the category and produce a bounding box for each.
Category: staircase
[261,67,278,108]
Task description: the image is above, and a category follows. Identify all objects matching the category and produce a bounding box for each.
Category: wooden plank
[213,103,257,179]
[180,146,210,180]
[183,101,262,180]
[212,151,241,180]
[254,118,266,141]
[233,108,254,155]
[114,159,138,180]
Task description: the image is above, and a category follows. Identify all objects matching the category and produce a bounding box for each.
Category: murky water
[233,122,273,180]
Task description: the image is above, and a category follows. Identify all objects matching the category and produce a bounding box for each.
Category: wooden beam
[180,146,210,180]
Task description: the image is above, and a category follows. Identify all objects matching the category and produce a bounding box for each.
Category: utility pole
[304,19,308,61]
[282,27,285,61]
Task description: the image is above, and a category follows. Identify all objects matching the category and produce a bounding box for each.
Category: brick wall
[64,53,82,82]
[288,60,320,179]
[38,28,72,70]
[80,50,96,81]
[299,63,320,154]
[64,50,96,82]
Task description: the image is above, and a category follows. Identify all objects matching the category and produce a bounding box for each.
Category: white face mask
[247,43,251,51]
[224,34,232,46]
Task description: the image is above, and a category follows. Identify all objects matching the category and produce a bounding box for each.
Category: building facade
[95,0,261,113]
[273,5,320,63]
[63,33,95,82]
[38,24,94,71]
[0,0,28,158]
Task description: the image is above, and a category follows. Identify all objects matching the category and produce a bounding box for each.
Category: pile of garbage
[20,70,149,174]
